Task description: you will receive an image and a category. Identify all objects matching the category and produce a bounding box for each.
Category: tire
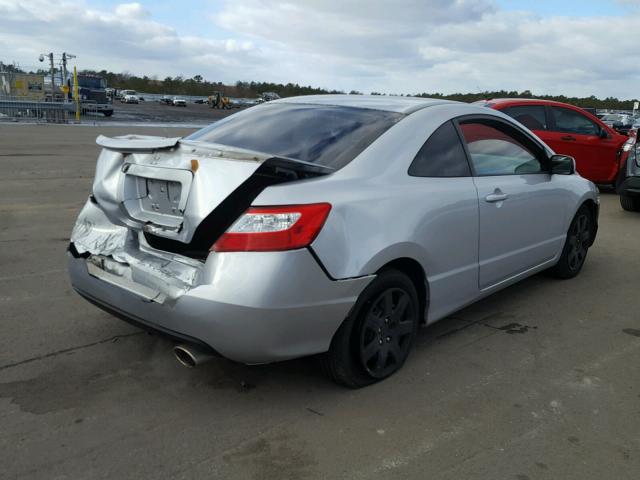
[321,269,420,388]
[620,195,640,212]
[547,206,593,279]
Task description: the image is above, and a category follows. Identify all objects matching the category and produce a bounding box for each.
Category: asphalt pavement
[0,124,639,479]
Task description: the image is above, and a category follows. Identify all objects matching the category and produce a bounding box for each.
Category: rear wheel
[322,269,419,388]
[548,206,593,279]
[620,195,640,211]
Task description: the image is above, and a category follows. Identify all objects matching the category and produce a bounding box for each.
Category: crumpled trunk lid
[92,134,272,244]
[70,134,332,301]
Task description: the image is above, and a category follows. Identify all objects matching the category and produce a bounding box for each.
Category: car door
[407,120,480,320]
[544,106,619,183]
[457,116,569,290]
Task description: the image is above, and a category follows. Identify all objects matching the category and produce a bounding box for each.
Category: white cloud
[113,2,149,18]
[0,0,265,82]
[0,0,639,98]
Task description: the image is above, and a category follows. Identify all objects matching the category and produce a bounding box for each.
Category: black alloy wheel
[566,211,591,273]
[322,269,420,388]
[359,288,416,378]
[547,205,593,279]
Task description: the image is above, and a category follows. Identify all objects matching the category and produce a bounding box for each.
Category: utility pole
[60,53,76,102]
[39,52,76,102]
[61,53,68,102]
[48,53,55,101]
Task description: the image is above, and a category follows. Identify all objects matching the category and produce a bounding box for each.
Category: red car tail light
[211,203,332,252]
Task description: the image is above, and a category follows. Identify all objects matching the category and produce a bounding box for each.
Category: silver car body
[68,95,599,364]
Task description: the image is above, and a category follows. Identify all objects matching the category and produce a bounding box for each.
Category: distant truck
[74,74,113,116]
[45,73,113,116]
[0,73,46,100]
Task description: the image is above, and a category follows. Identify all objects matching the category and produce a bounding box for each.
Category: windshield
[601,114,621,121]
[187,103,404,169]
[77,76,106,89]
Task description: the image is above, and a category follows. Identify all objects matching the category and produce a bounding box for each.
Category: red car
[476,98,633,185]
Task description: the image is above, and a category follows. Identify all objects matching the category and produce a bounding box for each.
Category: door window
[502,105,547,130]
[459,121,544,176]
[409,121,471,177]
[550,107,600,136]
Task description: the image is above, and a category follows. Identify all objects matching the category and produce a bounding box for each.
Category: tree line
[1,61,637,109]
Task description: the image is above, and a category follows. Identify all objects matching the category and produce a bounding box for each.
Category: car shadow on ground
[127,269,554,392]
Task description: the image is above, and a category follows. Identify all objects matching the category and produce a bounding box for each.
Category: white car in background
[122,94,139,104]
[172,97,187,107]
[119,90,139,103]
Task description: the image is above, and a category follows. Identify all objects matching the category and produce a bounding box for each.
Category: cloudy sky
[1,0,639,98]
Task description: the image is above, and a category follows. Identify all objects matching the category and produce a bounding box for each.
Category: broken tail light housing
[212,203,332,252]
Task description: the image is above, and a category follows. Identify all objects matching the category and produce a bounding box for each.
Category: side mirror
[599,128,608,139]
[550,154,576,175]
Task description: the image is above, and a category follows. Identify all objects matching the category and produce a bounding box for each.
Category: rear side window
[502,105,547,130]
[186,103,404,170]
[550,107,600,136]
[409,121,470,177]
[459,121,544,176]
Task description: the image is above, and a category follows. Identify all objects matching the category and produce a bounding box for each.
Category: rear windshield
[186,103,404,169]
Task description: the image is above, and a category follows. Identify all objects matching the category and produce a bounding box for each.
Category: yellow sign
[61,85,70,94]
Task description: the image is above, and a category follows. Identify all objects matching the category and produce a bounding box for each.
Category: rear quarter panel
[255,104,488,321]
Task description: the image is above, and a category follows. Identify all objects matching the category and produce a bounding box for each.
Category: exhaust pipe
[173,344,214,368]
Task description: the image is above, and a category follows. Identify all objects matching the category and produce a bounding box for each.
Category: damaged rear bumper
[68,201,372,364]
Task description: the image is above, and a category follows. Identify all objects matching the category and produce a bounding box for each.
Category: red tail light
[211,203,332,252]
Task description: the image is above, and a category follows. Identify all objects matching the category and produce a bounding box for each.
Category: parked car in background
[600,113,634,135]
[256,92,281,104]
[119,89,138,103]
[478,98,633,186]
[172,97,187,107]
[618,142,640,211]
[122,94,139,104]
[68,95,599,387]
[159,96,173,105]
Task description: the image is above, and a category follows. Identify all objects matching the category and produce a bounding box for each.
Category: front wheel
[547,206,593,279]
[322,269,420,388]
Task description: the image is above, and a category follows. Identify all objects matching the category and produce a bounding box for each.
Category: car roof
[272,94,459,114]
[478,98,586,109]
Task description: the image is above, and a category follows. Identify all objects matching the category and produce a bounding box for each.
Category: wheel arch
[579,198,599,246]
[376,257,429,324]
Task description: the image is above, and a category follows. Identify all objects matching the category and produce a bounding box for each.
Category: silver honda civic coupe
[68,95,599,387]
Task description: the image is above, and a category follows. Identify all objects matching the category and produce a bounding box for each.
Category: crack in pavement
[0,332,145,371]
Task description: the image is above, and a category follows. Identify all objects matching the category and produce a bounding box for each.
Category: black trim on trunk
[144,157,330,260]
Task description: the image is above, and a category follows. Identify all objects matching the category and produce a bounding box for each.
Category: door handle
[560,135,576,141]
[485,192,509,203]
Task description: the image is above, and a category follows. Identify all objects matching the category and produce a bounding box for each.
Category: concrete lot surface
[1,124,639,479]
